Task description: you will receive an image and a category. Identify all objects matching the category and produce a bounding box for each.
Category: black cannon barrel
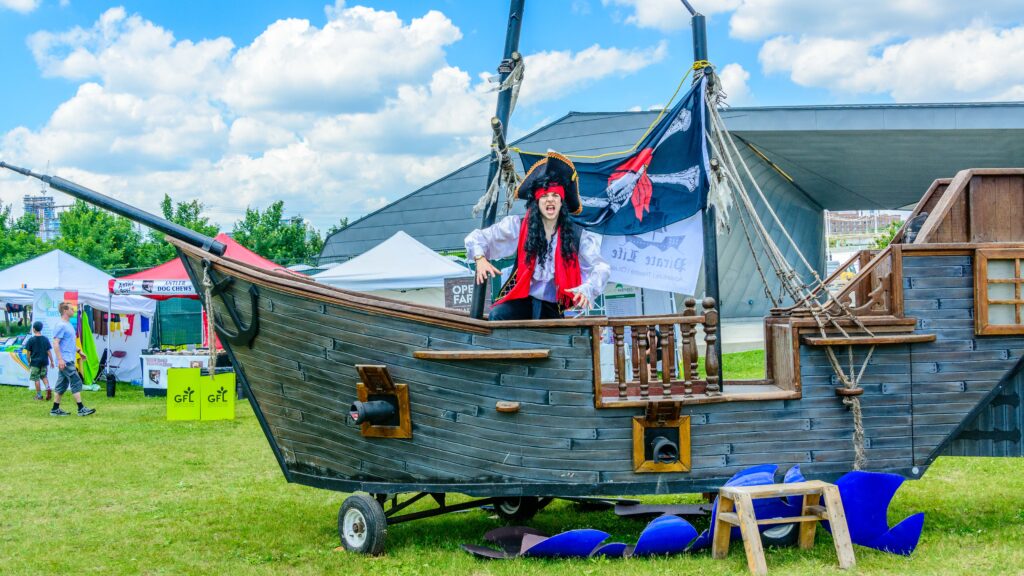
[0,161,226,256]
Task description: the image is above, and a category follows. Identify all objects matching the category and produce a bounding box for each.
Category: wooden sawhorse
[711,480,855,576]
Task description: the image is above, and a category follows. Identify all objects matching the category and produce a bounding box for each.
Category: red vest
[494,214,582,309]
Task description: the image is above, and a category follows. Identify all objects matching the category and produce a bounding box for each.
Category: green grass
[698,349,766,380]
[1,370,1023,575]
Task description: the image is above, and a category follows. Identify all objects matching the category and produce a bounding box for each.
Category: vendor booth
[313,231,473,307]
[110,233,292,395]
[0,250,155,387]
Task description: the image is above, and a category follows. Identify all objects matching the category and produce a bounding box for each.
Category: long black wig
[522,175,581,265]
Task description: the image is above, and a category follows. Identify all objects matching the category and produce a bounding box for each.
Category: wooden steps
[713,480,855,576]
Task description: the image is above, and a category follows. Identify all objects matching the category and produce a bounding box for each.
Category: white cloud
[28,7,233,97]
[0,0,39,13]
[718,62,753,105]
[3,82,227,171]
[730,0,1024,41]
[603,0,741,32]
[760,25,1024,102]
[520,41,669,103]
[572,1,592,16]
[220,7,461,114]
[2,5,671,230]
[227,117,298,155]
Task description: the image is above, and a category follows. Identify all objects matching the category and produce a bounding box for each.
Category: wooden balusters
[630,328,640,380]
[682,298,697,397]
[659,323,673,398]
[614,326,626,399]
[595,297,721,407]
[637,328,650,398]
[703,297,721,396]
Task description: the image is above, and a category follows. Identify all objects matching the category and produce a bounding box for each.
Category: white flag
[600,211,704,294]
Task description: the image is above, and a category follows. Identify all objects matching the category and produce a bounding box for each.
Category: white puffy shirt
[465,215,611,304]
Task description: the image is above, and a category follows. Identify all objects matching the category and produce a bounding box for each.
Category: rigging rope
[703,72,878,467]
[472,55,527,218]
[509,62,706,160]
[201,261,217,379]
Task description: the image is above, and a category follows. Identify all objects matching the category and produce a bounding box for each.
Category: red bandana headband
[534,183,565,201]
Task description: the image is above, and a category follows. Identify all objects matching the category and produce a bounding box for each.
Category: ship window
[976,249,1024,335]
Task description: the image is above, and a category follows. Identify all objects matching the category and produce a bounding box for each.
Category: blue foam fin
[865,512,924,556]
[825,470,924,556]
[687,529,712,552]
[522,529,609,558]
[784,465,806,509]
[696,464,783,546]
[631,515,699,557]
[590,542,629,557]
[830,471,904,540]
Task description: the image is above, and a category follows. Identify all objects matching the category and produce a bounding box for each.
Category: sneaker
[34,394,44,401]
[45,389,52,400]
[78,407,96,417]
[50,408,70,417]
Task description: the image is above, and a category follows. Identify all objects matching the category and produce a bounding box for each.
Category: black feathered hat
[516,151,581,215]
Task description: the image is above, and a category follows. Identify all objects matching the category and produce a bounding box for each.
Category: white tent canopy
[314,231,472,291]
[0,250,155,315]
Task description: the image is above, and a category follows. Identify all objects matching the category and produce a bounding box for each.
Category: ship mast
[471,0,526,320]
[681,0,723,372]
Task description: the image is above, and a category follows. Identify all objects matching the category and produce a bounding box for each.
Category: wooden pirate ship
[2,1,1023,558]
[4,159,1022,554]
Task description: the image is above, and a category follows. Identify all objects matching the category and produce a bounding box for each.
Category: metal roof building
[320,101,1024,318]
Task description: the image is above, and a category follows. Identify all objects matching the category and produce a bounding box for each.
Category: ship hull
[173,244,1024,499]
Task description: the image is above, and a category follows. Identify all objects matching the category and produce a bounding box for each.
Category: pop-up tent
[313,231,472,306]
[0,250,155,386]
[0,250,155,313]
[110,232,298,347]
[110,232,296,298]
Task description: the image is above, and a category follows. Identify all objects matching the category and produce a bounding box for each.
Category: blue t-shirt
[52,320,77,363]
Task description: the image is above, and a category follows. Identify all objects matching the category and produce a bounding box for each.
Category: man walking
[50,302,95,417]
[22,321,54,401]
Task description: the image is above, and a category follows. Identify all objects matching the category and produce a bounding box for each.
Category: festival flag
[76,309,100,384]
[521,76,710,236]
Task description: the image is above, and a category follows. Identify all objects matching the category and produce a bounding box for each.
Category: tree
[231,201,323,265]
[54,200,144,273]
[871,220,904,250]
[326,217,350,237]
[136,194,221,267]
[0,205,47,267]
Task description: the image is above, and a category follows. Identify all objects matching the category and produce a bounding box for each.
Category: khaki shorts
[29,365,47,381]
[55,366,83,394]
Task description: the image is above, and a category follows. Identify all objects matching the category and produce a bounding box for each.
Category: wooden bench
[711,480,855,576]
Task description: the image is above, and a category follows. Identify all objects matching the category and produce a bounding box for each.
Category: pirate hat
[516,151,582,215]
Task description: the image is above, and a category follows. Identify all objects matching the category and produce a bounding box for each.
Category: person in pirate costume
[465,152,611,321]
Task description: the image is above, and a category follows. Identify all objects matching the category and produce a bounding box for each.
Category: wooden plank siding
[941,359,1024,458]
[903,254,1024,463]
[182,248,1022,499]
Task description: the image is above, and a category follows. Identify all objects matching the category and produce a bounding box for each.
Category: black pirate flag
[522,76,710,236]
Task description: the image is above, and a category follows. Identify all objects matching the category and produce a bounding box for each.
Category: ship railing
[591,297,723,408]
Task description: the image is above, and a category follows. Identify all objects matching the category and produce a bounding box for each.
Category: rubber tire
[338,494,388,555]
[494,496,543,523]
[760,523,799,547]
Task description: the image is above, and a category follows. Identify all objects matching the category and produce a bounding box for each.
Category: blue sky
[1,0,1022,230]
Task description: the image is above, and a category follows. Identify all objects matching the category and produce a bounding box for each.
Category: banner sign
[110,279,196,297]
[142,353,210,395]
[601,211,704,294]
[166,368,202,421]
[200,371,236,421]
[444,277,492,314]
[166,367,235,421]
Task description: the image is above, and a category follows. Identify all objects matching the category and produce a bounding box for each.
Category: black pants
[488,297,561,320]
